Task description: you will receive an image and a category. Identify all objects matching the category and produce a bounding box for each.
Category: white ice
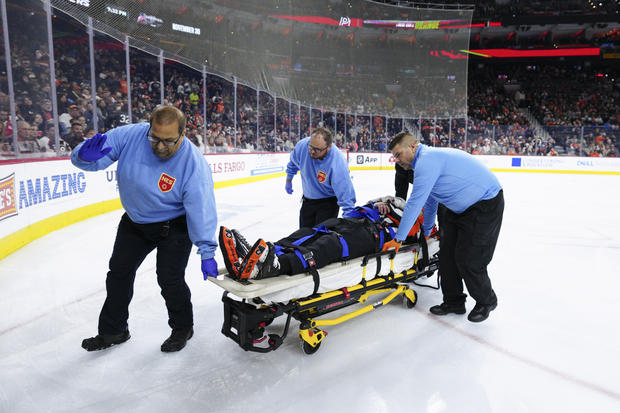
[1,170,619,413]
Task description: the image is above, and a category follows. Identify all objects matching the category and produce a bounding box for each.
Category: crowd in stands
[0,5,618,159]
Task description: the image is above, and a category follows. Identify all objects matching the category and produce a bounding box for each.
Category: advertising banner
[2,152,619,259]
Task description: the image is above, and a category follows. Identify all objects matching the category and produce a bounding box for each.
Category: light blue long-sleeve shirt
[286,137,356,216]
[395,144,502,241]
[71,122,218,259]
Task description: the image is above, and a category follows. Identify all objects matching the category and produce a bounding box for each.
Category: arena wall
[2,152,619,259]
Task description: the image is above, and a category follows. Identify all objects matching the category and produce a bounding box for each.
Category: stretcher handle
[361,243,420,267]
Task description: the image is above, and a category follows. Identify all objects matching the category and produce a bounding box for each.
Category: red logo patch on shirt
[317,170,327,183]
[158,173,176,192]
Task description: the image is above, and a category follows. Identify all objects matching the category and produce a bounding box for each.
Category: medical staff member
[285,127,356,228]
[390,155,445,236]
[394,162,413,200]
[71,105,218,352]
[383,132,504,323]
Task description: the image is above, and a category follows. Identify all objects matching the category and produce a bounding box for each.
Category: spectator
[63,120,85,149]
[59,104,80,134]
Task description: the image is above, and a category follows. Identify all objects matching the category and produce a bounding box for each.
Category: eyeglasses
[308,144,328,154]
[147,126,181,147]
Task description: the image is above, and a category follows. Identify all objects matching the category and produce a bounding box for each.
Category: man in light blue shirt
[384,132,504,322]
[285,127,356,228]
[71,105,218,352]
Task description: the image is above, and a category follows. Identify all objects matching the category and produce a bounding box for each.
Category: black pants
[277,218,379,275]
[299,196,339,229]
[439,190,504,307]
[98,213,193,335]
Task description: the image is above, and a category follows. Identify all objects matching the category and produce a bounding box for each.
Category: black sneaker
[429,302,466,316]
[161,327,194,352]
[81,331,130,351]
[467,302,497,322]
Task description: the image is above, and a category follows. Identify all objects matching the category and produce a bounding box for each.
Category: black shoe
[82,331,130,351]
[467,302,497,322]
[161,327,194,352]
[429,302,466,316]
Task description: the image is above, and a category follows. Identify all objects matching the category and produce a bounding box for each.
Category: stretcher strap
[294,250,307,268]
[276,224,350,263]
[273,241,321,294]
[292,224,329,246]
[274,245,308,270]
[339,237,349,259]
[348,205,381,222]
[302,251,321,295]
[387,226,396,239]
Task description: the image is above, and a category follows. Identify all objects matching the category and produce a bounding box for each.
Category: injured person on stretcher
[219,195,437,283]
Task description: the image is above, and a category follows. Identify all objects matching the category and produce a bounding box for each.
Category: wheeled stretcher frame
[218,240,439,355]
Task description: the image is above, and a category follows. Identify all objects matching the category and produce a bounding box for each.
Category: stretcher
[210,237,439,354]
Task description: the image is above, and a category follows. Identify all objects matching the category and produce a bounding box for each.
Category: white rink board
[0,153,288,243]
[347,151,620,172]
[2,151,619,245]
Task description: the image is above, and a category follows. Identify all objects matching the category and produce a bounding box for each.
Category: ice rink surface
[1,169,619,413]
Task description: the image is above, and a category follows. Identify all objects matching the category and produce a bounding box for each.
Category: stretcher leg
[297,284,418,354]
[299,327,327,354]
[403,287,418,308]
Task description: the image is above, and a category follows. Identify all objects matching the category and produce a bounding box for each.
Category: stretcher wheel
[404,289,418,308]
[302,341,321,355]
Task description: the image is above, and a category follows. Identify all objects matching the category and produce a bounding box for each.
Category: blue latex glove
[342,209,360,219]
[285,179,293,194]
[78,133,111,162]
[201,258,218,280]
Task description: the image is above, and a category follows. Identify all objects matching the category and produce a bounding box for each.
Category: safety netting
[51,0,473,118]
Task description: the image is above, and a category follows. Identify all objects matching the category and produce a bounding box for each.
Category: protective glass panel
[51,0,472,119]
[290,101,300,145]
[163,60,203,150]
[94,31,128,132]
[8,0,54,158]
[127,46,159,122]
[275,97,287,151]
[53,8,89,152]
[355,114,372,151]
[0,7,10,158]
[257,90,274,151]
[235,83,257,152]
[299,105,310,139]
[450,118,467,150]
